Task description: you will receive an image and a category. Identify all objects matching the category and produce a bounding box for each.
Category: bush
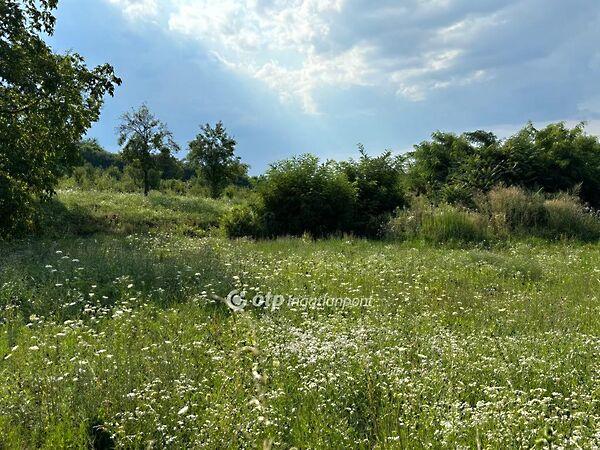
[404,123,600,208]
[387,187,600,243]
[160,179,187,195]
[259,155,357,237]
[543,195,600,240]
[483,186,547,234]
[221,203,266,239]
[387,198,490,243]
[340,148,406,236]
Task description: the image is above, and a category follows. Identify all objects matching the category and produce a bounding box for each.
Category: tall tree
[187,122,247,198]
[0,0,120,235]
[117,105,179,196]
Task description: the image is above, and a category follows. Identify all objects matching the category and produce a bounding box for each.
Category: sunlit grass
[38,190,232,236]
[2,231,600,447]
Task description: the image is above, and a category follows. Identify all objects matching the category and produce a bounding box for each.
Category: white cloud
[107,0,159,20]
[166,0,359,113]
[106,0,594,115]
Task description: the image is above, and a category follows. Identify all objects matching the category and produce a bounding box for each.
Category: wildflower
[177,406,189,415]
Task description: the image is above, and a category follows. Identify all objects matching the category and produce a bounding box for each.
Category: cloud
[107,0,159,20]
[167,0,350,113]
[104,0,600,116]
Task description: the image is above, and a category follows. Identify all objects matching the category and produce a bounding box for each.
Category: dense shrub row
[222,152,406,238]
[223,122,600,241]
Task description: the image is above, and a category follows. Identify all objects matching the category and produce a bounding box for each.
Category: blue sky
[49,0,600,173]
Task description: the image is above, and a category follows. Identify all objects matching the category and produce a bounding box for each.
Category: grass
[2,190,600,447]
[38,190,231,236]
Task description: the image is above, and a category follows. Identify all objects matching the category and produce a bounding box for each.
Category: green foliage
[0,0,120,236]
[0,174,35,239]
[221,203,266,238]
[187,122,248,198]
[258,154,357,237]
[117,105,179,196]
[406,122,600,207]
[387,187,600,243]
[341,145,406,236]
[77,138,123,170]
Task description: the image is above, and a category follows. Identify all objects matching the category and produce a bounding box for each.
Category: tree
[259,154,357,237]
[404,123,600,207]
[77,138,123,170]
[340,145,406,236]
[117,105,179,196]
[187,121,247,198]
[1,0,120,236]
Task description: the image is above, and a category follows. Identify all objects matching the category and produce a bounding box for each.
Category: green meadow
[2,191,600,448]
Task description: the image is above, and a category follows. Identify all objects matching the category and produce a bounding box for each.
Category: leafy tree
[117,105,179,196]
[77,138,123,170]
[259,154,357,237]
[405,123,600,207]
[341,145,407,236]
[502,122,600,205]
[405,131,473,200]
[155,151,184,180]
[187,121,247,198]
[0,0,120,236]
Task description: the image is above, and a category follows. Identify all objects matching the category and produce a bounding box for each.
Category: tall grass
[387,187,600,243]
[38,190,231,237]
[3,234,600,447]
[483,186,547,234]
[388,198,490,243]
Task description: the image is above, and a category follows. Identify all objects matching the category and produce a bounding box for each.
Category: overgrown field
[2,193,600,448]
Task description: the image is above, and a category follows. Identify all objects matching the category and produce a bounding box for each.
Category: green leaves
[1,0,120,236]
[405,123,600,207]
[187,122,247,198]
[117,105,179,196]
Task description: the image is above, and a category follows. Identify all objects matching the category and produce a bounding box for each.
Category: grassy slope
[39,190,231,236]
[1,191,600,447]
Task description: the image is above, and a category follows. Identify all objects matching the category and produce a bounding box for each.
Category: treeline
[223,122,600,241]
[64,122,252,198]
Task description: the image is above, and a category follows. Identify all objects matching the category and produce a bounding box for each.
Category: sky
[48,0,600,174]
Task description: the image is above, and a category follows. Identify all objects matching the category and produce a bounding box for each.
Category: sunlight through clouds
[101,0,600,122]
[167,0,352,113]
[102,0,499,113]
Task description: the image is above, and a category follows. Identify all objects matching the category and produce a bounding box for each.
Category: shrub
[340,148,406,236]
[543,195,600,240]
[483,186,547,234]
[259,155,357,237]
[160,179,187,195]
[221,203,266,239]
[404,123,600,208]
